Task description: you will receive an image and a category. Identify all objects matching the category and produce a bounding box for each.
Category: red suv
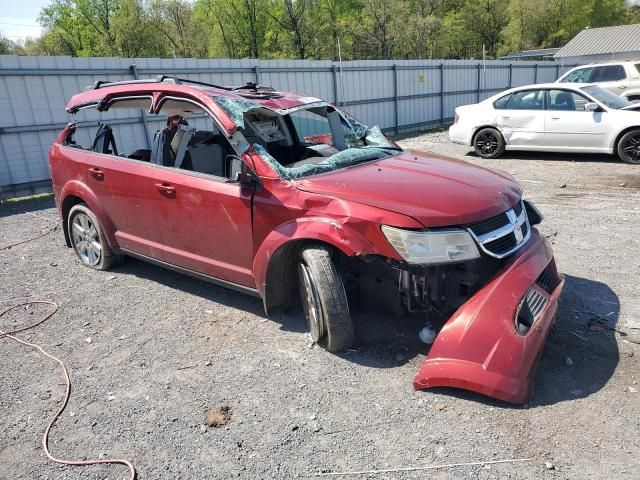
[49,76,564,403]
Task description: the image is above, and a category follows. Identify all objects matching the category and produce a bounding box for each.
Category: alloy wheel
[71,212,102,266]
[621,133,640,163]
[476,131,499,156]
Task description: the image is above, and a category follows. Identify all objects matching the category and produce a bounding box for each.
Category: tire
[617,129,640,165]
[473,127,506,159]
[68,204,123,270]
[297,246,353,352]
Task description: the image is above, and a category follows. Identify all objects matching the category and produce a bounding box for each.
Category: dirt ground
[1,131,640,480]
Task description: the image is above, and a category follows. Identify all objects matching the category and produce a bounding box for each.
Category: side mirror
[226,155,243,182]
[585,102,600,112]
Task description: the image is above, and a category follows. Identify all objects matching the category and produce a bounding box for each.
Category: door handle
[617,85,628,89]
[155,183,176,195]
[551,116,560,120]
[89,167,104,179]
[501,115,510,119]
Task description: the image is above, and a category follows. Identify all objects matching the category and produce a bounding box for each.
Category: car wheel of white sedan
[473,128,505,159]
[617,129,640,165]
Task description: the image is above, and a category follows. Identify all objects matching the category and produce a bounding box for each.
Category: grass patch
[1,192,54,203]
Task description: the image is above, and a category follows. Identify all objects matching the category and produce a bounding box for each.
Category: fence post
[508,63,513,88]
[129,64,152,149]
[392,64,399,134]
[439,63,445,125]
[254,65,261,85]
[556,63,560,80]
[477,63,481,102]
[332,65,339,105]
[534,63,539,84]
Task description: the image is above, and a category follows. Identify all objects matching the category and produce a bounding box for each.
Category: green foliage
[5,0,635,59]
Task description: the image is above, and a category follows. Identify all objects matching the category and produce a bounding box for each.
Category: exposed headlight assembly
[381,226,480,265]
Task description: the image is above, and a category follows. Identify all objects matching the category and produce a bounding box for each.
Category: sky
[1,0,45,41]
[2,0,640,42]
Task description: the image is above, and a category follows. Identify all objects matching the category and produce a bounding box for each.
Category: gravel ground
[1,131,640,480]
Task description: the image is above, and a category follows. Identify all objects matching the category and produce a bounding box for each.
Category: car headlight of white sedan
[381,226,480,265]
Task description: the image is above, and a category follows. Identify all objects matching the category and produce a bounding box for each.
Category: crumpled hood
[294,150,522,227]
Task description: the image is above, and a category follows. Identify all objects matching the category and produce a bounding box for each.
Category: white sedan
[449,83,640,164]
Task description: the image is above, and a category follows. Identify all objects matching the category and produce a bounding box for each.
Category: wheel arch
[471,125,506,146]
[612,125,640,152]
[59,181,117,248]
[254,218,374,316]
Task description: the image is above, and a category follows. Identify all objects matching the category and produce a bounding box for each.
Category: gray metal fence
[0,55,576,198]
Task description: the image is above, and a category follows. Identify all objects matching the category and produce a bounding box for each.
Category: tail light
[454,113,459,124]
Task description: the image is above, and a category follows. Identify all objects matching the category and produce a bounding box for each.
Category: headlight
[381,226,480,265]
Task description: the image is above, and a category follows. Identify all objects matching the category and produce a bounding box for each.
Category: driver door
[543,89,610,150]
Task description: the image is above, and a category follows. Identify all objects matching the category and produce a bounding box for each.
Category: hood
[621,103,640,112]
[294,150,522,227]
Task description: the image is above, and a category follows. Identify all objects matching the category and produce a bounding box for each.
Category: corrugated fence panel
[0,55,576,195]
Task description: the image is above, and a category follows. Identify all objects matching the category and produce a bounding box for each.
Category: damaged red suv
[49,76,564,403]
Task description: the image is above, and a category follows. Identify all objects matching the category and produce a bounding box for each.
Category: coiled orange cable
[0,301,136,480]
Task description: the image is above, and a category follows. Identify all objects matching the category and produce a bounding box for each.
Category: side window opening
[546,90,589,111]
[151,99,238,178]
[561,67,592,83]
[591,65,624,82]
[493,94,511,109]
[65,97,154,162]
[66,96,238,179]
[504,90,544,110]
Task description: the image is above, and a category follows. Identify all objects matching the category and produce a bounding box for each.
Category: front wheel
[617,129,640,164]
[297,246,353,352]
[473,128,505,159]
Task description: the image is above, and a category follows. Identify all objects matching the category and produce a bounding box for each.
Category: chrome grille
[466,200,530,259]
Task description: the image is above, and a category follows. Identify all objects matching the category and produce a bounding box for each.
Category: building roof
[555,24,640,58]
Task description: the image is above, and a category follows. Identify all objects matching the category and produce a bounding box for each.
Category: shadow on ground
[465,150,619,164]
[0,195,55,219]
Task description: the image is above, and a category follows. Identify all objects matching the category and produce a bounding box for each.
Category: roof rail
[91,75,237,91]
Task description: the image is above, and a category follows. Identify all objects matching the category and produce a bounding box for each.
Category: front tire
[473,128,505,159]
[297,246,353,352]
[68,204,123,270]
[617,129,640,164]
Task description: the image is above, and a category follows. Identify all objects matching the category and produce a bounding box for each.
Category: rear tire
[297,246,353,352]
[473,128,505,159]
[68,204,124,270]
[617,129,640,164]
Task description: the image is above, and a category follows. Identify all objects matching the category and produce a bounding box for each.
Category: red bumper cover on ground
[413,230,564,403]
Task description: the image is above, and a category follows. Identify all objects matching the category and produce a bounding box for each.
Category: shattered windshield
[211,96,399,180]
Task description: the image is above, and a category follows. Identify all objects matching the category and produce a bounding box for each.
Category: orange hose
[0,302,136,480]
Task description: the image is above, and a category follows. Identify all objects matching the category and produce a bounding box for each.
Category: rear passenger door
[73,96,168,259]
[494,89,545,147]
[590,65,629,95]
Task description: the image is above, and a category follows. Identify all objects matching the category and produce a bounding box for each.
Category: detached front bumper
[413,230,564,404]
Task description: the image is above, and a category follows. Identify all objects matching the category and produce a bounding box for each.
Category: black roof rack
[91,76,276,92]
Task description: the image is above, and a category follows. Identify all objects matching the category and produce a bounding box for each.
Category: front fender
[60,180,117,248]
[253,216,377,298]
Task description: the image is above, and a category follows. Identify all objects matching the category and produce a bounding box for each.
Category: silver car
[557,61,640,102]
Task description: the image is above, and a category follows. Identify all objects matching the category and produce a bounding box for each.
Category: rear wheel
[68,204,123,270]
[297,246,353,352]
[617,129,640,164]
[473,128,505,159]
